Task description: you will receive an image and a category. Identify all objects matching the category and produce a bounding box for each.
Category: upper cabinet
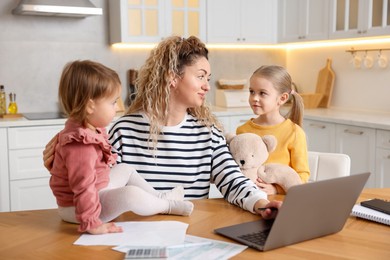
[206,0,277,44]
[109,0,206,44]
[278,0,330,43]
[330,0,390,39]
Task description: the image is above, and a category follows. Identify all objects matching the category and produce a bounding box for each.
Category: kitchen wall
[0,0,284,113]
[286,42,390,113]
[1,0,389,114]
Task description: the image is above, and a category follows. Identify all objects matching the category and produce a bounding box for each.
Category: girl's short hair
[58,60,121,125]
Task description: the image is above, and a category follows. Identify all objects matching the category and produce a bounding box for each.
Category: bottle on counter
[8,93,18,114]
[0,85,6,115]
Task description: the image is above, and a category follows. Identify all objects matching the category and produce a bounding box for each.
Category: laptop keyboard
[238,229,271,245]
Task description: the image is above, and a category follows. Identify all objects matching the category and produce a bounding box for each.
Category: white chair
[209,151,351,198]
[308,151,351,182]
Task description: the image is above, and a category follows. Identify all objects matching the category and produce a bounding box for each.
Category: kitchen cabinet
[214,109,254,134]
[303,119,336,152]
[7,125,62,211]
[304,119,376,187]
[375,130,390,187]
[109,0,206,44]
[335,124,376,187]
[206,0,277,44]
[278,0,329,42]
[329,0,390,39]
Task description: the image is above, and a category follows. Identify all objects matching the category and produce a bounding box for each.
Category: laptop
[214,172,370,251]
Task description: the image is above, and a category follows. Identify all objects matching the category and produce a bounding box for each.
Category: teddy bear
[225,132,302,193]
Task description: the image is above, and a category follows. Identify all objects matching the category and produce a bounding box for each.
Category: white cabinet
[278,0,329,42]
[206,0,277,44]
[6,125,63,211]
[216,113,253,134]
[330,0,390,39]
[304,119,376,187]
[0,128,9,212]
[335,124,376,187]
[109,0,206,44]
[375,130,390,188]
[303,119,336,152]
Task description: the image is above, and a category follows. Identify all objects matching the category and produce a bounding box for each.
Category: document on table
[113,234,248,260]
[74,221,188,246]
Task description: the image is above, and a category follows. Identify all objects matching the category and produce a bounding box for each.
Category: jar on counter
[0,85,6,115]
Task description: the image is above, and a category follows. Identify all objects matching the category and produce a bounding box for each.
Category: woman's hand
[256,178,277,195]
[43,134,58,171]
[254,199,282,220]
[87,222,123,235]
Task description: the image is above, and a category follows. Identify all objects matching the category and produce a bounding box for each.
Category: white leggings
[58,164,173,223]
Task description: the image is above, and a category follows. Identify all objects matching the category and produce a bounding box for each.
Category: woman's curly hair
[127,36,222,148]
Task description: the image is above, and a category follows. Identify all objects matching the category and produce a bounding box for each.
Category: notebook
[214,172,370,251]
[360,198,390,215]
[351,204,390,226]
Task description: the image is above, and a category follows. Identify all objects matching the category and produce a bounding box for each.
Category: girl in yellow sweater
[237,65,310,194]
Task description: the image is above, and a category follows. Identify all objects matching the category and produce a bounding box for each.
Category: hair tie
[290,89,295,95]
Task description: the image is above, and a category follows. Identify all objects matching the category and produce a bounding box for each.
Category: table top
[0,188,389,259]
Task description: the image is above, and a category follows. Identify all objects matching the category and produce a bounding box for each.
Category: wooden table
[0,188,389,259]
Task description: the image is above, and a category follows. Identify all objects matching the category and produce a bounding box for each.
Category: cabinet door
[10,178,57,211]
[335,124,376,187]
[330,0,390,39]
[207,0,277,44]
[0,128,10,212]
[278,0,329,42]
[303,119,336,152]
[109,0,165,43]
[206,0,240,43]
[375,129,390,187]
[165,0,206,41]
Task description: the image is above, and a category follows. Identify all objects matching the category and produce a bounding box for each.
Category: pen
[258,207,278,211]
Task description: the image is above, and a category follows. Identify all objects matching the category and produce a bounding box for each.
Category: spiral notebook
[351,205,390,226]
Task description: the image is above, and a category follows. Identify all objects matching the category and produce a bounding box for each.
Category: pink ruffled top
[50,118,117,232]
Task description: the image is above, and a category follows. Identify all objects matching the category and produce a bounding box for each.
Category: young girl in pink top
[50,60,193,235]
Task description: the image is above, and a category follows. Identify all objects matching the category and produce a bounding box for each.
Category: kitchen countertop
[1,107,390,130]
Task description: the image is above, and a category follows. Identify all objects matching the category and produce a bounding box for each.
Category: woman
[44,36,281,218]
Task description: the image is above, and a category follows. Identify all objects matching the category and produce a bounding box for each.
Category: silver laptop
[214,172,370,251]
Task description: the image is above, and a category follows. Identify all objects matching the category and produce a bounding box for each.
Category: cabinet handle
[344,129,364,135]
[387,155,390,160]
[309,123,326,129]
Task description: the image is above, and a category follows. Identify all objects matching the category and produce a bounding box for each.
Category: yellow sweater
[236,118,310,183]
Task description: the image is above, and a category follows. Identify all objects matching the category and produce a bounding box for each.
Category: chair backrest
[308,151,351,182]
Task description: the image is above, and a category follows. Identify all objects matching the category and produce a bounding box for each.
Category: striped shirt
[108,112,267,212]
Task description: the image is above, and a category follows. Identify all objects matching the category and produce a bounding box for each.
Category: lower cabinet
[216,114,253,134]
[304,119,378,188]
[4,124,63,212]
[375,130,390,188]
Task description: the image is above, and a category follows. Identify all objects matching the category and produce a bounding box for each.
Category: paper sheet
[73,221,188,246]
[113,235,248,260]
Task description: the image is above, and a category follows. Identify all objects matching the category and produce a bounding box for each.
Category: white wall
[286,42,390,112]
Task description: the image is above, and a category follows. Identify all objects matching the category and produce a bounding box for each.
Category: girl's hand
[43,134,58,171]
[87,222,123,235]
[256,178,277,195]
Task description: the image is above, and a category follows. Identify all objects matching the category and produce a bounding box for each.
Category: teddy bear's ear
[225,132,236,144]
[262,135,277,153]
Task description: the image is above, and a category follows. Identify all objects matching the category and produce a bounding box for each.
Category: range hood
[12,0,103,18]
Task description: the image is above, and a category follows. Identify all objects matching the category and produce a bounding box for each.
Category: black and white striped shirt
[109,112,267,212]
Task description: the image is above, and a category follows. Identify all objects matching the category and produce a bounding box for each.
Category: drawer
[10,178,57,211]
[9,149,50,180]
[376,130,390,149]
[8,125,63,149]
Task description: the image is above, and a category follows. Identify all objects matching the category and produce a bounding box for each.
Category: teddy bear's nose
[240,160,245,166]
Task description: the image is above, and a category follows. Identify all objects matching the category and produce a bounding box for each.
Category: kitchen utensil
[377,52,388,69]
[300,93,324,109]
[363,53,374,69]
[350,53,362,69]
[315,58,335,108]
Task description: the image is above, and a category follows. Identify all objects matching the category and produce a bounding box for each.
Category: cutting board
[316,58,335,108]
